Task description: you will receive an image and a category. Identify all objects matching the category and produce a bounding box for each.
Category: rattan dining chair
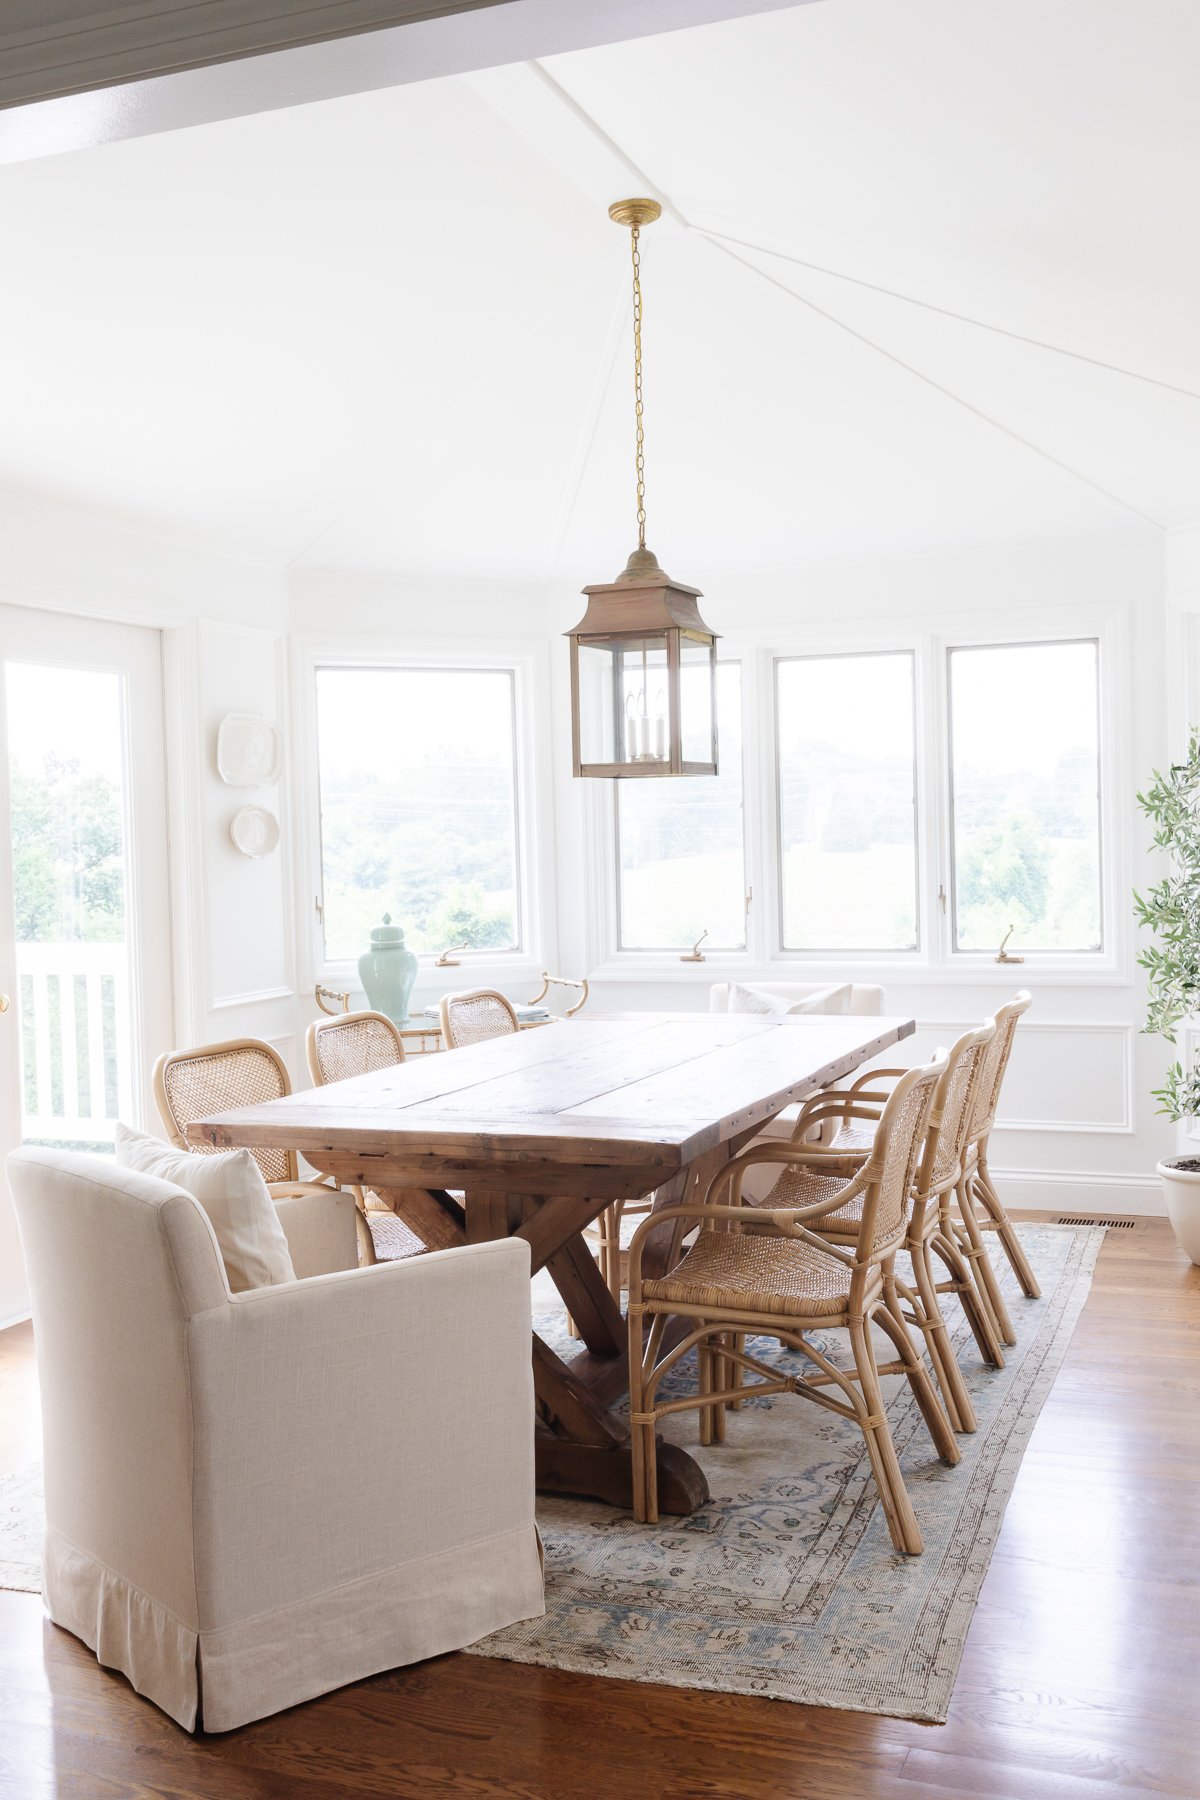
[950,991,1037,1346]
[439,988,521,1049]
[306,1009,407,1085]
[153,1036,335,1197]
[304,1010,422,1265]
[780,1023,1004,1434]
[626,1056,959,1553]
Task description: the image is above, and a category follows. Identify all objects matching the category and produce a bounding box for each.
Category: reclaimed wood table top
[192,1011,917,1180]
[191,1010,916,1515]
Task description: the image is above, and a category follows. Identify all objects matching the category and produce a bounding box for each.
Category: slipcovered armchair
[8,1148,544,1733]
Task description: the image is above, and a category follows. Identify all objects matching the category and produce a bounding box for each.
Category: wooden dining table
[191,1009,915,1515]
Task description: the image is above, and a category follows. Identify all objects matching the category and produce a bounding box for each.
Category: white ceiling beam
[0,0,820,165]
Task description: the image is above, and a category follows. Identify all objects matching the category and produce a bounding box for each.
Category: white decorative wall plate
[229,804,280,858]
[217,712,281,786]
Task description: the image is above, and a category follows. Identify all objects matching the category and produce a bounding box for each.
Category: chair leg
[600,1201,624,1303]
[713,1332,729,1443]
[728,1331,746,1409]
[895,1247,977,1434]
[698,1331,715,1447]
[956,1177,1017,1346]
[628,1306,658,1524]
[975,1154,1041,1300]
[931,1223,1006,1370]
[848,1314,924,1555]
[873,1297,960,1467]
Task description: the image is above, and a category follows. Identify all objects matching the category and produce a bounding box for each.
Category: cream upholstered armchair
[8,1147,544,1733]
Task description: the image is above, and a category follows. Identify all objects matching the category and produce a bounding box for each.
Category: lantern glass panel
[576,639,618,766]
[680,632,717,766]
[618,635,670,767]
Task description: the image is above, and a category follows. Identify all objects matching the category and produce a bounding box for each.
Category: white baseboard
[0,1308,32,1333]
[993,1166,1165,1217]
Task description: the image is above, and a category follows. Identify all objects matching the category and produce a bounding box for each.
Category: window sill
[317,953,548,1001]
[587,954,1131,988]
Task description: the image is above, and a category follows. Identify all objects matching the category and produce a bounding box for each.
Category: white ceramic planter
[1156,1159,1200,1265]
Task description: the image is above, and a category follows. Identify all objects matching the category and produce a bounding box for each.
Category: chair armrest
[185,1240,536,1629]
[627,1199,859,1299]
[787,1099,889,1140]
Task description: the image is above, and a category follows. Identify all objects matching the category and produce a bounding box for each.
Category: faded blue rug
[0,1225,1102,1721]
[468,1223,1103,1721]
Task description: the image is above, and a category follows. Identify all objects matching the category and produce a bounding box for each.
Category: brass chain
[631,223,647,551]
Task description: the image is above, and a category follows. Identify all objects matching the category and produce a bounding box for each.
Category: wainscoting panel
[898,1020,1134,1136]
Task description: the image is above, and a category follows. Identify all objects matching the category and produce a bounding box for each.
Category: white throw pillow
[116,1124,296,1293]
[790,982,854,1015]
[728,983,793,1015]
[728,982,854,1016]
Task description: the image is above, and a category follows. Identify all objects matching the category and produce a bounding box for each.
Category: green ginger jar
[357,914,419,1025]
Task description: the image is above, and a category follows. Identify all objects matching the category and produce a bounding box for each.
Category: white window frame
[585,603,1129,988]
[292,634,555,1005]
[773,645,922,959]
[933,618,1124,976]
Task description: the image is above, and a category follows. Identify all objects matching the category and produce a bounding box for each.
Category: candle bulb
[624,695,638,763]
[654,691,667,761]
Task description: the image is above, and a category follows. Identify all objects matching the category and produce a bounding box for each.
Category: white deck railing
[17,941,132,1146]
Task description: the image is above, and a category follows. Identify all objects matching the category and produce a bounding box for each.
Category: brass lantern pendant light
[567,199,719,779]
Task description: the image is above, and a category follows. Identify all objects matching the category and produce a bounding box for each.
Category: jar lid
[369,913,406,947]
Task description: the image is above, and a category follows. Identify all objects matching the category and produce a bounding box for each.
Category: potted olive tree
[1136,733,1200,1263]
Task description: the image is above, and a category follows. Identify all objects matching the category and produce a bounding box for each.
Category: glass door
[0,606,173,1322]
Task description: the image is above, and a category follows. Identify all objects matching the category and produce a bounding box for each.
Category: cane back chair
[304,1010,422,1265]
[626,1055,959,1554]
[439,988,521,1049]
[153,1038,330,1197]
[950,991,1037,1345]
[778,1023,1003,1434]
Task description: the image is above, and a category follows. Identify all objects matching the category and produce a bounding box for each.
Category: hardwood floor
[2,1216,1198,1799]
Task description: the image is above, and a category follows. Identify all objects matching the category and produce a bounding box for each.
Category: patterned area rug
[0,1459,41,1593]
[0,1225,1101,1722]
[468,1223,1103,1721]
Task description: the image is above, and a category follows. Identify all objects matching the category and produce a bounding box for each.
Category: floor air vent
[1055,1215,1137,1229]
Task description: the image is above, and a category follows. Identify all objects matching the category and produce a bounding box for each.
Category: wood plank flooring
[1,1215,1197,1799]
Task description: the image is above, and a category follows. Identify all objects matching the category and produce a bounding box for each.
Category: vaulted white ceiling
[0,0,1196,581]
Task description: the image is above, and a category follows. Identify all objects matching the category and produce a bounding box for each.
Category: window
[776,652,918,951]
[949,639,1101,952]
[616,663,745,950]
[315,666,520,963]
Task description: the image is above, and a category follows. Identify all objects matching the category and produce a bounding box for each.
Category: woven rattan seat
[746,1165,867,1237]
[366,1213,426,1262]
[832,1119,876,1153]
[643,1229,854,1318]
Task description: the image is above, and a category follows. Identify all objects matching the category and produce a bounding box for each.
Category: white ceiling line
[529,62,1165,533]
[526,61,682,223]
[708,235,1165,531]
[693,227,1200,406]
[284,241,626,568]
